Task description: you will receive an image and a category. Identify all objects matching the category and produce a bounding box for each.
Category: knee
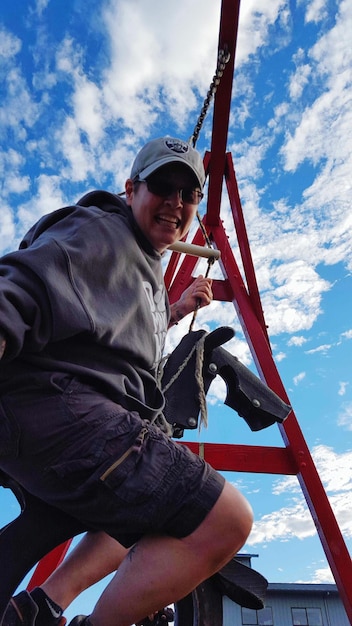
[236,494,253,548]
[221,481,253,550]
[203,481,253,564]
[182,482,253,578]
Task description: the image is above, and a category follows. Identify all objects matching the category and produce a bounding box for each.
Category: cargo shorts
[0,373,225,547]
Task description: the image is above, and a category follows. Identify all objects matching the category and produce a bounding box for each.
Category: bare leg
[91,481,253,626]
[42,532,128,609]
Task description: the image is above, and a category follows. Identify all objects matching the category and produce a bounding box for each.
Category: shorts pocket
[100,426,174,505]
[50,408,144,489]
[0,399,20,457]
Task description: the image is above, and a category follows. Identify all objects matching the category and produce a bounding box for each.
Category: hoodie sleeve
[0,198,152,364]
[0,209,99,361]
[0,252,55,360]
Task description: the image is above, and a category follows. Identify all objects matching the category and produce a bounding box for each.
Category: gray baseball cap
[130,137,205,189]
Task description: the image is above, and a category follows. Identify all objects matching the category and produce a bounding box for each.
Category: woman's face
[125,163,201,253]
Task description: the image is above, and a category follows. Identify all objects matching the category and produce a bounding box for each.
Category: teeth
[156,216,180,228]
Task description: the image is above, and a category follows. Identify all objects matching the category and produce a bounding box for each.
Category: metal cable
[189,46,230,148]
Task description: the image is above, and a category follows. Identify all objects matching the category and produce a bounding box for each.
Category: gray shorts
[0,373,224,547]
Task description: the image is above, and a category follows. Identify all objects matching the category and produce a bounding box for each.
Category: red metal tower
[166,0,352,621]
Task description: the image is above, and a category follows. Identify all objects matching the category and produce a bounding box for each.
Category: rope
[194,334,208,428]
[188,211,216,332]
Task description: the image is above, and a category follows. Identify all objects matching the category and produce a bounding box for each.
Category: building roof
[267,583,339,593]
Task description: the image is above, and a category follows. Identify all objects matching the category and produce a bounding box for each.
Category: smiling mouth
[155,215,181,229]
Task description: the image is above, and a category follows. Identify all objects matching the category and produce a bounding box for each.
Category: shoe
[136,607,175,625]
[67,617,91,626]
[3,592,38,626]
[68,609,174,626]
[3,590,66,626]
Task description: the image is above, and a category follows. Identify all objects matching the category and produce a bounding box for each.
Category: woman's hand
[169,275,213,326]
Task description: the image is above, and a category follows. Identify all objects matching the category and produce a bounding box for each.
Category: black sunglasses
[135,177,204,205]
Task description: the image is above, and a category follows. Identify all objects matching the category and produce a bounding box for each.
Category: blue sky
[0,0,351,621]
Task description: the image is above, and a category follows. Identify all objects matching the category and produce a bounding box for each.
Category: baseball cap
[130,137,205,189]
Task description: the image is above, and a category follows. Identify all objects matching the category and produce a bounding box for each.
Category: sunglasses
[135,177,204,205]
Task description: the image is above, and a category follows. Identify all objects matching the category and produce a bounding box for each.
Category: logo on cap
[165,139,189,154]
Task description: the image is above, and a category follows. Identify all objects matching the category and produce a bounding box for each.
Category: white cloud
[293,372,306,385]
[248,446,352,548]
[305,343,331,355]
[303,0,329,24]
[16,174,66,237]
[5,175,30,195]
[310,0,351,79]
[264,0,352,283]
[0,204,17,252]
[338,402,352,431]
[237,0,289,64]
[59,0,290,146]
[289,63,311,100]
[0,67,40,138]
[338,382,348,397]
[0,148,28,197]
[0,27,21,59]
[57,116,96,182]
[280,1,352,230]
[72,79,105,147]
[288,336,307,347]
[260,261,331,336]
[248,497,316,544]
[34,0,49,17]
[313,446,352,495]
[297,566,334,584]
[100,0,221,132]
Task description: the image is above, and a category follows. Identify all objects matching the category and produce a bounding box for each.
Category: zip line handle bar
[168,241,221,260]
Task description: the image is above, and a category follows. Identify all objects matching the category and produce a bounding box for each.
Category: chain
[189,46,230,148]
[187,46,231,331]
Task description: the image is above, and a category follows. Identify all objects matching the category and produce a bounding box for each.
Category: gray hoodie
[0,191,170,419]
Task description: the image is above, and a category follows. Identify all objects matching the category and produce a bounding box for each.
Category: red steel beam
[206,0,241,226]
[182,442,298,475]
[212,165,352,622]
[225,152,270,344]
[27,541,72,590]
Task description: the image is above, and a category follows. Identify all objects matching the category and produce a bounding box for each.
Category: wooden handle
[168,241,221,259]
